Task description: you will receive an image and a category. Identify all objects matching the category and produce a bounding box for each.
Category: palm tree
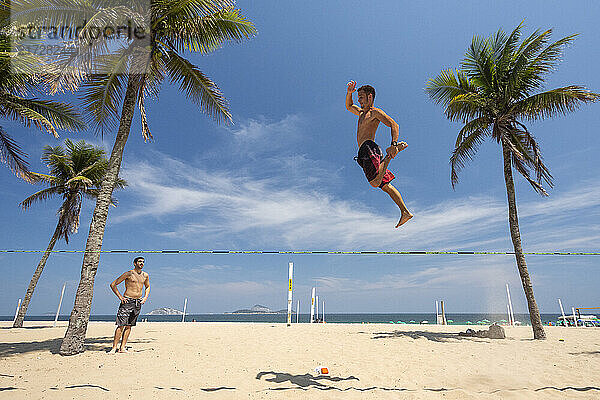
[0,3,85,181]
[12,139,126,328]
[9,0,256,354]
[426,22,599,339]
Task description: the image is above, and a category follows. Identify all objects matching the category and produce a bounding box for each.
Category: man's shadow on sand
[256,371,411,392]
[256,371,358,391]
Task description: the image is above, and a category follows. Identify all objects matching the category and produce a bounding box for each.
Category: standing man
[346,80,413,228]
[108,256,150,353]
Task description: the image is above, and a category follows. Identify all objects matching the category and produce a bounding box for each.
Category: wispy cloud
[228,114,304,141]
[313,258,516,292]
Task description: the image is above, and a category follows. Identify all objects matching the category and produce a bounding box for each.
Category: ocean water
[2,313,566,326]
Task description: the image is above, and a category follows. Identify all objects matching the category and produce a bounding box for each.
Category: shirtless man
[346,81,413,228]
[108,256,150,353]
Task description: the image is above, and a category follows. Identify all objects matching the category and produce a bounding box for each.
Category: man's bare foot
[118,348,129,353]
[395,212,413,228]
[108,348,118,354]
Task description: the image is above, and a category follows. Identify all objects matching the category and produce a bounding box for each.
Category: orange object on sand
[315,366,329,375]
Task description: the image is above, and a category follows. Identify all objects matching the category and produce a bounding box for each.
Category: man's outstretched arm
[346,80,361,115]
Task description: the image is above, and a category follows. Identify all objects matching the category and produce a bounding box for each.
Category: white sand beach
[1,321,599,399]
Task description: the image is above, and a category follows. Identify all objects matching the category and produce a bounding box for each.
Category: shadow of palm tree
[535,386,600,392]
[0,336,121,357]
[65,384,109,391]
[0,387,20,391]
[201,387,236,392]
[568,351,600,356]
[369,330,490,342]
[0,326,55,330]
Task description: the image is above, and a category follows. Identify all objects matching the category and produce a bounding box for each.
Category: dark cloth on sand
[116,297,142,326]
[355,140,395,188]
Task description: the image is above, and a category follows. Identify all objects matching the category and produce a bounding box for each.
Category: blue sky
[1,1,600,316]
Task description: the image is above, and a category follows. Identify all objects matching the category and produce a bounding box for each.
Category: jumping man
[108,256,150,353]
[346,81,413,228]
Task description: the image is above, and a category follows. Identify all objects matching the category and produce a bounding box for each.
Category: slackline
[0,249,599,256]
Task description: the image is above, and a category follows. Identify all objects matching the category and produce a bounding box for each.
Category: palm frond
[27,171,58,184]
[65,175,93,187]
[496,21,523,75]
[77,5,146,45]
[512,86,600,121]
[453,116,492,148]
[0,124,33,181]
[450,126,486,188]
[502,135,548,196]
[158,7,256,54]
[20,186,63,210]
[425,69,478,107]
[460,34,494,93]
[164,49,231,124]
[113,176,127,189]
[445,92,488,123]
[512,123,553,188]
[153,0,234,26]
[138,46,166,100]
[0,94,58,137]
[8,0,101,33]
[42,144,74,178]
[6,95,86,132]
[80,46,132,133]
[509,35,577,100]
[0,49,52,90]
[505,28,551,97]
[76,158,109,184]
[137,95,151,141]
[56,193,82,243]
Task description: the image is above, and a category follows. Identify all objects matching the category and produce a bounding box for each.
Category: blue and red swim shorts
[355,140,395,188]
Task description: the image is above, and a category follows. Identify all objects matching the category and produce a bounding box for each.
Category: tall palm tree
[0,3,85,181]
[426,22,599,339]
[12,139,126,328]
[9,0,256,354]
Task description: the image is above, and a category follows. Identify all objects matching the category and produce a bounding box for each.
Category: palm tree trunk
[59,77,139,355]
[12,222,62,328]
[502,144,546,340]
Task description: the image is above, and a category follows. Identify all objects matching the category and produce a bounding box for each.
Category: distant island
[226,304,295,315]
[146,307,183,315]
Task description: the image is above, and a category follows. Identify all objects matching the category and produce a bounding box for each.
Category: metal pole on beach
[322,301,325,323]
[316,295,319,321]
[287,262,293,327]
[310,288,315,323]
[440,300,446,325]
[558,299,568,327]
[182,298,187,322]
[506,284,515,326]
[436,301,439,324]
[571,307,577,327]
[13,298,21,324]
[296,300,299,323]
[53,283,66,328]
